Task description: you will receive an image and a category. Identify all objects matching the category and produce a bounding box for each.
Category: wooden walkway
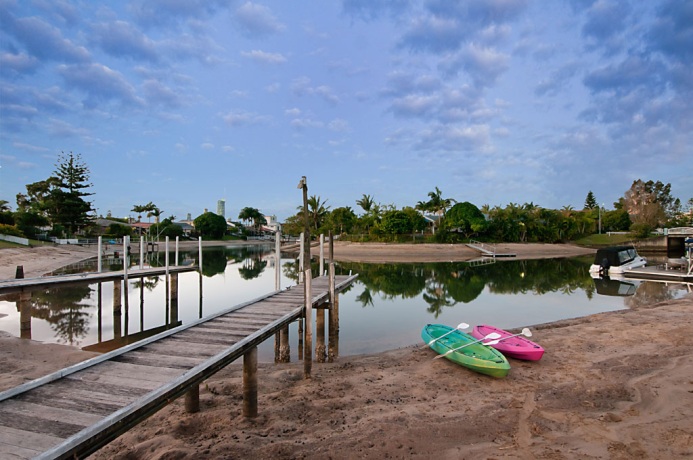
[0,266,197,294]
[0,274,358,459]
[466,240,516,258]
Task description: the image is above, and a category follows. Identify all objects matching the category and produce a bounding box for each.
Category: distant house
[173,221,194,236]
[423,214,442,234]
[130,222,153,236]
[262,214,281,234]
[94,218,134,235]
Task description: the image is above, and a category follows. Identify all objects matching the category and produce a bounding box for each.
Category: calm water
[1,244,689,362]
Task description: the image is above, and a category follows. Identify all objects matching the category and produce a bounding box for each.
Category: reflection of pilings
[19,291,31,340]
[97,283,103,342]
[139,282,144,332]
[316,309,326,363]
[198,272,203,319]
[170,273,179,324]
[113,280,122,339]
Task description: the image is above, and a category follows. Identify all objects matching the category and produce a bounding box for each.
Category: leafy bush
[0,224,24,237]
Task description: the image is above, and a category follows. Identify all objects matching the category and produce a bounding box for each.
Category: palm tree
[304,195,330,231]
[356,194,375,215]
[131,204,147,222]
[0,200,11,212]
[426,187,456,216]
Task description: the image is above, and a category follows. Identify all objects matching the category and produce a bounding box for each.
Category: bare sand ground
[1,242,692,459]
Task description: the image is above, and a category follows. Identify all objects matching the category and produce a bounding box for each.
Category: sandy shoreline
[1,242,692,458]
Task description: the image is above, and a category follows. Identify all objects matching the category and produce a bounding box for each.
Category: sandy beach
[1,242,692,459]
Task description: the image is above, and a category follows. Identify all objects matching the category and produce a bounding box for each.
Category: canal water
[0,244,689,362]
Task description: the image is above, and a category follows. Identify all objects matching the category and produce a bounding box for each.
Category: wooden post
[185,385,200,413]
[319,233,324,276]
[97,236,102,273]
[165,237,170,313]
[139,237,144,269]
[329,231,334,262]
[243,346,258,418]
[275,231,281,291]
[328,262,338,362]
[298,232,304,284]
[304,269,312,378]
[19,291,31,340]
[278,325,290,362]
[175,236,179,266]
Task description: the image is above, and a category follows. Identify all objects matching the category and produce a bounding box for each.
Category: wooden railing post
[243,346,258,418]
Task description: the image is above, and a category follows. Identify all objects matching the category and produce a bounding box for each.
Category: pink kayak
[471,325,544,361]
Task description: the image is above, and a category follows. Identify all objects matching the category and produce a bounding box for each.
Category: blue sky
[1,0,691,222]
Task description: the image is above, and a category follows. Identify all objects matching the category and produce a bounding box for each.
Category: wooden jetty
[466,240,516,258]
[0,266,196,295]
[623,265,693,282]
[0,273,358,459]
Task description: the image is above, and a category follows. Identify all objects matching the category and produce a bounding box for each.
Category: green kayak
[422,323,511,378]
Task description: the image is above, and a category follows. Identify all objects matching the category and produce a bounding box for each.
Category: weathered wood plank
[66,370,166,391]
[137,341,225,358]
[0,424,64,451]
[166,334,239,346]
[0,399,103,428]
[0,410,84,438]
[112,351,203,370]
[0,438,39,460]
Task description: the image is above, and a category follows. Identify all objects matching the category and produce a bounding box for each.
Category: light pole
[598,203,604,234]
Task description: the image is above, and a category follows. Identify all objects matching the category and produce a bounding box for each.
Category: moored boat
[471,324,544,361]
[589,245,646,277]
[422,324,510,378]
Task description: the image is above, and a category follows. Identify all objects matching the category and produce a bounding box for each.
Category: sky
[1,0,692,222]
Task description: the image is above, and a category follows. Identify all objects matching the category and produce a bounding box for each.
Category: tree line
[1,152,690,243]
[281,182,692,243]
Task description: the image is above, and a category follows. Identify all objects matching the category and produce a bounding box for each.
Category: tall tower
[217,199,226,218]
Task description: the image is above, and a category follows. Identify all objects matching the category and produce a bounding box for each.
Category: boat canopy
[593,246,638,267]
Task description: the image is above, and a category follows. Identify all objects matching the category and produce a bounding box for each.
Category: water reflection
[28,285,93,346]
[1,247,690,360]
[338,257,596,318]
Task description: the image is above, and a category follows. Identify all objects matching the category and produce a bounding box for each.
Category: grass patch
[574,233,637,247]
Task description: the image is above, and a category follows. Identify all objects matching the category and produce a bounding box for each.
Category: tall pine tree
[50,151,94,236]
[583,191,597,210]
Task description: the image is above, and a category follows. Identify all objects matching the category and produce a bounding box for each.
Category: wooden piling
[278,325,290,362]
[185,385,200,413]
[328,262,339,362]
[15,265,23,279]
[243,346,258,418]
[304,270,312,378]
